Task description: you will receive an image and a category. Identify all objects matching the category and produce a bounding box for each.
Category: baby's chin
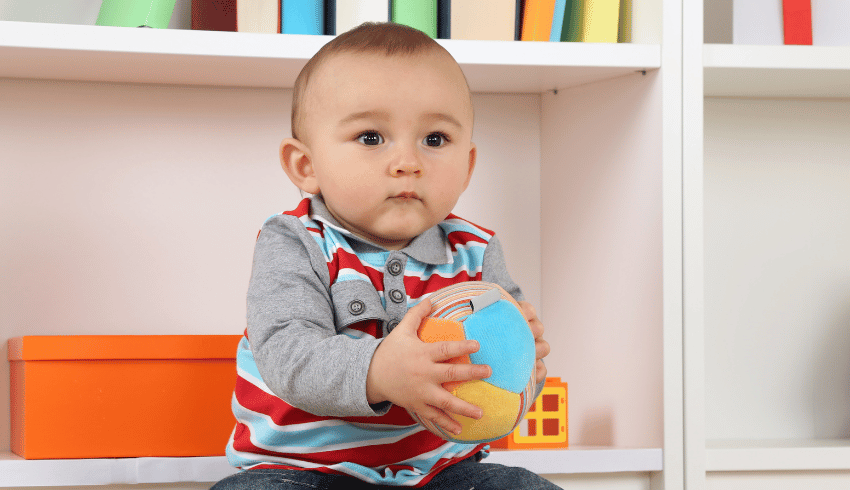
[368,222,433,250]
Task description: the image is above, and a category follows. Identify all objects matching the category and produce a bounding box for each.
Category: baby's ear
[462,142,477,192]
[280,138,320,195]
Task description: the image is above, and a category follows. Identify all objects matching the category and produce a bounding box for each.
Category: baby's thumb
[398,297,432,335]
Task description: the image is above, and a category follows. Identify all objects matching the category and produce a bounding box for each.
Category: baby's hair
[290,22,470,141]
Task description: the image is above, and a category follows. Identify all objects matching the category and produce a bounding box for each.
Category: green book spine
[618,0,631,43]
[391,0,438,38]
[96,0,177,29]
[560,0,583,42]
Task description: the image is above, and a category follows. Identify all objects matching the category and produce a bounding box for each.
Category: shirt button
[387,319,400,332]
[387,259,403,276]
[348,300,365,315]
[389,289,406,304]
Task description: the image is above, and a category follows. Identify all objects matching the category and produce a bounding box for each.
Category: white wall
[0,79,542,455]
[704,97,850,441]
[541,70,664,448]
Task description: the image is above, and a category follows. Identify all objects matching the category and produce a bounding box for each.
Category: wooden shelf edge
[0,448,662,486]
[706,439,850,472]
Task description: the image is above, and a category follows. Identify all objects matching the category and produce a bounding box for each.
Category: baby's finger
[432,391,484,422]
[417,406,463,436]
[527,317,544,340]
[535,337,551,360]
[398,298,432,334]
[431,339,480,362]
[441,361,492,385]
[535,360,548,384]
[519,300,537,321]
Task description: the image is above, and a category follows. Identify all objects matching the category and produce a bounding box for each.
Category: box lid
[8,335,243,361]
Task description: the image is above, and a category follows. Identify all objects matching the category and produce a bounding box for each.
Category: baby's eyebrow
[339,110,389,126]
[423,113,463,130]
[338,110,463,130]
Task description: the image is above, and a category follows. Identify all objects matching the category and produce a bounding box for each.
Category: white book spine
[238,0,279,33]
[733,0,783,45]
[812,0,850,46]
[336,0,390,34]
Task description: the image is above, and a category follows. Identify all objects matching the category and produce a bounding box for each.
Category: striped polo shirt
[225,196,524,487]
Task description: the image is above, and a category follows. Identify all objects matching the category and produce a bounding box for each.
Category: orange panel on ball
[417,318,470,393]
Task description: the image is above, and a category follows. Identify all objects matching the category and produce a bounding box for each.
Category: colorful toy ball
[409,281,538,443]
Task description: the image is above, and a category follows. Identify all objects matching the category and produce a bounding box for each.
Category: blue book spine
[549,0,567,41]
[282,0,325,35]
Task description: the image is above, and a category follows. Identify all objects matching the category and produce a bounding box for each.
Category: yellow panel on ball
[451,380,521,442]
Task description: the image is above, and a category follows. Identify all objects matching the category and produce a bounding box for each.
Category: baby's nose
[391,146,423,175]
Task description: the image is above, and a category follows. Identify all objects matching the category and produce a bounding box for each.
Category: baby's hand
[519,301,551,384]
[366,298,492,436]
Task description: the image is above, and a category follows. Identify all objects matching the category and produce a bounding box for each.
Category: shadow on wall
[578,407,614,447]
[814,291,850,439]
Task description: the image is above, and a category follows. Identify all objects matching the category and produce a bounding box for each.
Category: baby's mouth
[391,191,421,200]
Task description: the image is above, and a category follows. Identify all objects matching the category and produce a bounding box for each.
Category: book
[549,0,567,41]
[282,0,324,34]
[733,0,783,45]
[238,0,281,33]
[192,0,279,33]
[191,0,237,31]
[96,0,177,28]
[811,0,849,46]
[335,0,390,35]
[580,0,620,43]
[783,0,812,45]
[617,0,631,42]
[521,0,556,41]
[392,0,438,38]
[448,0,517,41]
[559,0,582,42]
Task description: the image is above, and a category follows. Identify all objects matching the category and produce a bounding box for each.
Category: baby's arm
[247,216,384,417]
[365,298,493,436]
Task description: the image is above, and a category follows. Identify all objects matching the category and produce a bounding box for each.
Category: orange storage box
[9,335,242,459]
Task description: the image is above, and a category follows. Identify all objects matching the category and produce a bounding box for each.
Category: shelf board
[704,44,850,98]
[488,447,663,474]
[0,447,661,486]
[0,20,660,93]
[706,439,850,472]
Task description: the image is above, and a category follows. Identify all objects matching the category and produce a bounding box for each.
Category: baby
[212,22,557,490]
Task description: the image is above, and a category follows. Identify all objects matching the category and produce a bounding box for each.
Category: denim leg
[210,468,373,490]
[416,455,563,490]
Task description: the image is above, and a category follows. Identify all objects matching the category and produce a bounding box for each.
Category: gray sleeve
[481,234,525,303]
[246,215,386,417]
[480,234,546,399]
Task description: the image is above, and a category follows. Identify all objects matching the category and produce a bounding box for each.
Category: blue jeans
[210,453,562,490]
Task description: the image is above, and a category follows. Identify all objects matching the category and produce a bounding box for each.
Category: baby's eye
[356,131,384,146]
[423,132,449,148]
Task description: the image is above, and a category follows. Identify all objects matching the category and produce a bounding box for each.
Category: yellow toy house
[490,377,568,450]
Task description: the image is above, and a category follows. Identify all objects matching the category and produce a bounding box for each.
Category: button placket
[383,252,408,336]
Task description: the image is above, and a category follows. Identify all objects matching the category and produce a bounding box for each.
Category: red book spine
[783,0,813,45]
[191,0,237,31]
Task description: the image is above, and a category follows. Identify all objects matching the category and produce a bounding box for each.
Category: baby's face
[298,50,476,250]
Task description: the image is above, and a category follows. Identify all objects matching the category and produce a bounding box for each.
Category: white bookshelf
[0,20,659,93]
[1,2,680,489]
[704,44,850,98]
[0,448,663,487]
[706,440,850,472]
[684,1,850,488]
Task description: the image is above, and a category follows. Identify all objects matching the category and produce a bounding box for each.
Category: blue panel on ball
[464,299,535,394]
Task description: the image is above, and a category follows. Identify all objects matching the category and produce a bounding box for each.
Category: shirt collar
[309,195,451,265]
